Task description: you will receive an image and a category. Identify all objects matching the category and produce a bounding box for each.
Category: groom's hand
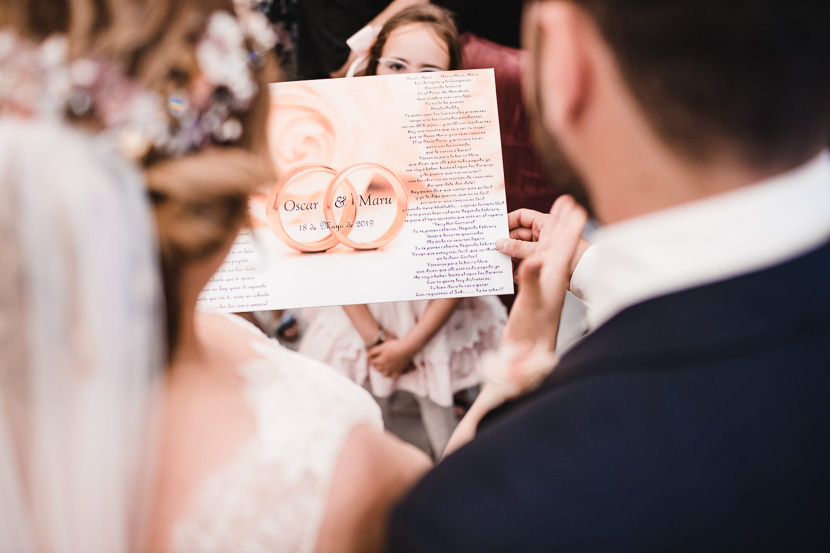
[502,195,588,348]
[496,208,550,266]
[497,204,592,285]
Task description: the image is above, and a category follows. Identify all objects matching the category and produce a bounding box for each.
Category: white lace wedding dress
[169,313,383,553]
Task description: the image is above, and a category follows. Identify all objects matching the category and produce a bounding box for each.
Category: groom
[386,0,830,551]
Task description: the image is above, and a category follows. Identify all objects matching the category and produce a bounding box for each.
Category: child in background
[299,4,507,459]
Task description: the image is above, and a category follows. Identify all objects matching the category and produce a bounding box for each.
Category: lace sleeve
[171,330,382,553]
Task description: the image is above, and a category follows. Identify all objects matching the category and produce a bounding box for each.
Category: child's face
[376,23,451,75]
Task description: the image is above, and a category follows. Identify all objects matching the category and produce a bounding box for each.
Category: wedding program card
[198,69,514,311]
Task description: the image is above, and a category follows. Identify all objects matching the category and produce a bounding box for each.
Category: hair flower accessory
[2,6,276,160]
[234,0,279,53]
[156,7,276,156]
[197,11,257,110]
[0,33,71,118]
[67,57,169,159]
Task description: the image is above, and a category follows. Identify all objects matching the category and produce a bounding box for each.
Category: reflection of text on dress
[266,162,409,252]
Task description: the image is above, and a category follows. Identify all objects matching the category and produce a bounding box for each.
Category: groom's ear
[528,2,595,138]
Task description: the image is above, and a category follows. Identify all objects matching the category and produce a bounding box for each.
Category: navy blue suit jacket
[387,240,830,552]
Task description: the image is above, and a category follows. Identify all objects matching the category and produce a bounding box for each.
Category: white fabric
[0,118,164,553]
[298,297,508,407]
[171,313,383,553]
[570,152,830,330]
[346,24,379,54]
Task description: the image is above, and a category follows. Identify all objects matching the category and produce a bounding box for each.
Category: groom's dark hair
[526,0,830,169]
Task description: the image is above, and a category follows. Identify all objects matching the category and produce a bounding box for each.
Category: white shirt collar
[571,152,830,330]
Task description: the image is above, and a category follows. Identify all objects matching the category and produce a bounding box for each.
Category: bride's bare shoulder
[317,426,432,553]
[196,309,266,337]
[195,310,274,357]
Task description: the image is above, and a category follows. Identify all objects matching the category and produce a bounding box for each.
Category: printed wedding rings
[266,162,409,253]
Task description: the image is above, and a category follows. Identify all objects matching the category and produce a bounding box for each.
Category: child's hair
[365,4,462,76]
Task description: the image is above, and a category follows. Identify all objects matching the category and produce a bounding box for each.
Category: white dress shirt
[570,152,830,331]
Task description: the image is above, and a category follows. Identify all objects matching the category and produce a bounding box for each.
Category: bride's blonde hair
[7,0,277,353]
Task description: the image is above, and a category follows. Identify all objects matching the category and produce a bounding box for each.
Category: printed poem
[402,71,507,297]
[198,232,271,311]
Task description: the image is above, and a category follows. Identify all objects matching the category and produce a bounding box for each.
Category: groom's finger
[515,254,543,289]
[496,238,538,260]
[544,204,589,272]
[507,208,547,232]
[547,194,575,221]
[509,227,535,242]
[559,204,588,249]
[539,195,580,251]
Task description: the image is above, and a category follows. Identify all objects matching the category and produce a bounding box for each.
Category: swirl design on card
[267,85,374,170]
[266,163,409,253]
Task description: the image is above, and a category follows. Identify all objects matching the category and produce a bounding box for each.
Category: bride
[129,3,431,552]
[2,0,429,552]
